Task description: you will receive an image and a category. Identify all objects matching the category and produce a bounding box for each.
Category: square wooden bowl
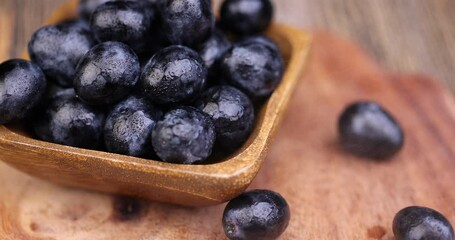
[0,0,311,206]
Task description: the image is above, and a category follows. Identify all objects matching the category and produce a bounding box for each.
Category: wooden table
[2,1,455,240]
[1,0,455,93]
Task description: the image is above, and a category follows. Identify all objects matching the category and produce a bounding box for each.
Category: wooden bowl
[0,0,311,206]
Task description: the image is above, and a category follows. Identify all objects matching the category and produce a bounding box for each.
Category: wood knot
[367,225,386,239]
[30,222,39,232]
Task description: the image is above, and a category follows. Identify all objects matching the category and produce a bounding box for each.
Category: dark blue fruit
[140,45,207,105]
[112,196,146,221]
[74,41,140,105]
[239,35,279,53]
[79,0,159,20]
[338,101,404,159]
[33,91,105,149]
[151,107,215,164]
[198,29,232,70]
[195,86,254,150]
[197,29,232,81]
[220,39,284,99]
[104,95,162,157]
[79,0,115,20]
[0,59,47,124]
[158,0,214,47]
[90,1,156,53]
[223,189,290,240]
[220,0,273,36]
[47,87,76,101]
[28,21,96,87]
[393,206,454,240]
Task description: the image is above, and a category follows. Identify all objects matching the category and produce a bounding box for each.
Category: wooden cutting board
[1,32,455,239]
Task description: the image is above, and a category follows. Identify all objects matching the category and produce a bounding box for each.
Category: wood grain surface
[1,0,455,93]
[2,28,455,239]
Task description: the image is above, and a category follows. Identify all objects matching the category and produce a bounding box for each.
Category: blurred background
[0,0,454,92]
